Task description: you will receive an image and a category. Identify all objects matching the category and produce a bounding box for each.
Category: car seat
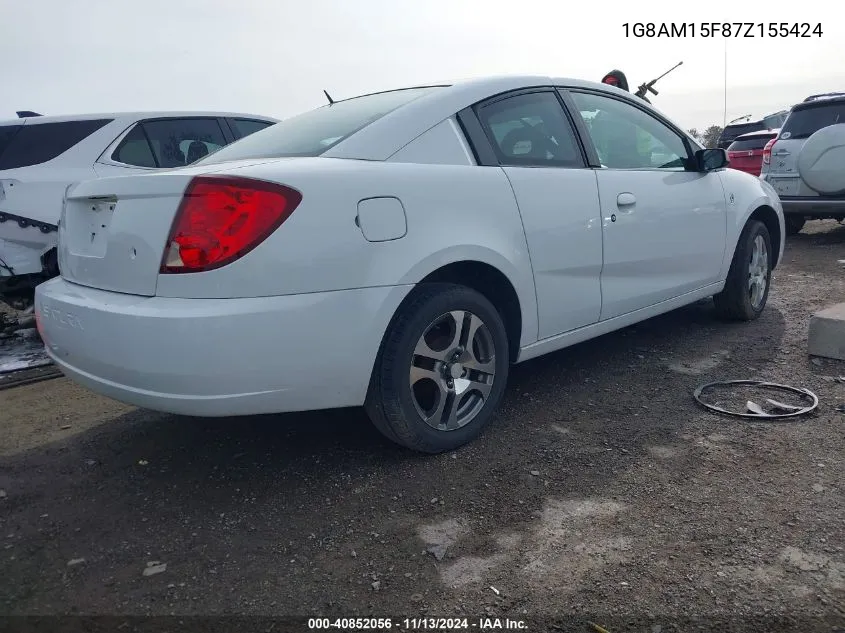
[186,141,209,164]
[500,123,555,161]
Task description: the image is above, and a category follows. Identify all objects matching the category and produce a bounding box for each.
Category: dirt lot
[1,222,844,631]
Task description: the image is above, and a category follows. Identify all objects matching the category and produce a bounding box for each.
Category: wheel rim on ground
[748,234,769,310]
[409,310,496,431]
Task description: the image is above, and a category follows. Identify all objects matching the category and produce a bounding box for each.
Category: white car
[0,111,278,308]
[35,76,785,453]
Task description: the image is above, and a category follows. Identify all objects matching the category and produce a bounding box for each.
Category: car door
[94,117,229,176]
[564,89,727,321]
[472,89,603,340]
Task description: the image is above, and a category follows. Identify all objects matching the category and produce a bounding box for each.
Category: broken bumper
[0,211,58,281]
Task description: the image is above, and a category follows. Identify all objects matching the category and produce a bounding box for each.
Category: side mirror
[695,148,729,172]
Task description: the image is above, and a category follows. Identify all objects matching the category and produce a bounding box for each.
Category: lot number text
[623,22,823,38]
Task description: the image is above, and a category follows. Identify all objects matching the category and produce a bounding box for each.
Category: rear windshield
[198,87,443,164]
[721,122,765,140]
[728,135,773,151]
[0,125,22,157]
[0,119,112,169]
[763,112,788,129]
[781,102,845,139]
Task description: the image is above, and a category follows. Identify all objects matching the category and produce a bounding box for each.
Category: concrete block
[808,302,845,360]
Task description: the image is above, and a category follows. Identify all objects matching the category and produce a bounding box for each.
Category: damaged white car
[0,111,277,308]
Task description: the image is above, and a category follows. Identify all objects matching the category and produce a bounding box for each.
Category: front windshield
[198,87,444,164]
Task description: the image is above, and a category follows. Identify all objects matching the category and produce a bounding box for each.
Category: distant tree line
[687,125,723,148]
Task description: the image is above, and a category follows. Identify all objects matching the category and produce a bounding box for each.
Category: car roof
[322,74,696,161]
[793,93,845,110]
[0,111,280,126]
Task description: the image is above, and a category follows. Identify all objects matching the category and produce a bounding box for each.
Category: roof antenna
[323,90,334,105]
[16,111,42,118]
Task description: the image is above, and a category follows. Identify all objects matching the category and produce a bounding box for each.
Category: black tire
[713,220,772,321]
[365,283,510,453]
[785,216,805,236]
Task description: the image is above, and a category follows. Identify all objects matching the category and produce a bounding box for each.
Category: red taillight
[161,176,302,274]
[762,138,776,165]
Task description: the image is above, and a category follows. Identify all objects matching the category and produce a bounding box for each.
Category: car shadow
[790,219,845,245]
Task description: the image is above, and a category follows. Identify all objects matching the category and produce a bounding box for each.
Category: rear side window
[728,136,773,151]
[111,118,227,168]
[229,118,274,138]
[112,125,157,167]
[476,92,583,167]
[143,118,227,167]
[781,102,845,139]
[0,119,112,169]
[199,87,443,164]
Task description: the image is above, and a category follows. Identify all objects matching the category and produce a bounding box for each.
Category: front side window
[476,92,583,167]
[571,91,689,170]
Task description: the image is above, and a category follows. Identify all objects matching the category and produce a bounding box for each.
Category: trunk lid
[58,159,274,295]
[59,173,192,296]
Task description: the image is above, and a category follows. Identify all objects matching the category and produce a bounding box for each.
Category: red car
[726,129,779,176]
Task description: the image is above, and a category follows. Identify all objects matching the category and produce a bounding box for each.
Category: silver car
[760,93,845,234]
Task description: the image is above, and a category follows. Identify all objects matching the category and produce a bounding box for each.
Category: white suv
[0,111,277,308]
[759,93,845,234]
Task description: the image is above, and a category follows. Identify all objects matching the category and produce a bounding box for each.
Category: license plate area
[66,199,115,258]
[769,177,800,197]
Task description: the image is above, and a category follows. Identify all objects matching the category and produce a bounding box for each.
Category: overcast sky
[1,0,839,131]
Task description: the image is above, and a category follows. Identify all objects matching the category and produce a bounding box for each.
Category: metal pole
[723,38,728,127]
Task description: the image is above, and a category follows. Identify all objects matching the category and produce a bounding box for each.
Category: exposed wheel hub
[446,362,464,380]
[444,347,466,381]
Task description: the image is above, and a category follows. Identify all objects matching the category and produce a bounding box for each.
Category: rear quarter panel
[0,165,99,225]
[0,118,134,225]
[154,157,540,347]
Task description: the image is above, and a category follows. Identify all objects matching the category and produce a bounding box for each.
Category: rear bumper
[35,278,411,417]
[780,197,845,216]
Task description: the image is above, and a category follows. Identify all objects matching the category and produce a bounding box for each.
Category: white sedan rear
[35,76,784,453]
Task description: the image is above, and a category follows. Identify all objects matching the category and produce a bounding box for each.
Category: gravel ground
[0,221,843,632]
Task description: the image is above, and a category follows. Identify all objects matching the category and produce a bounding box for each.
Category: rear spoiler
[16,111,42,118]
